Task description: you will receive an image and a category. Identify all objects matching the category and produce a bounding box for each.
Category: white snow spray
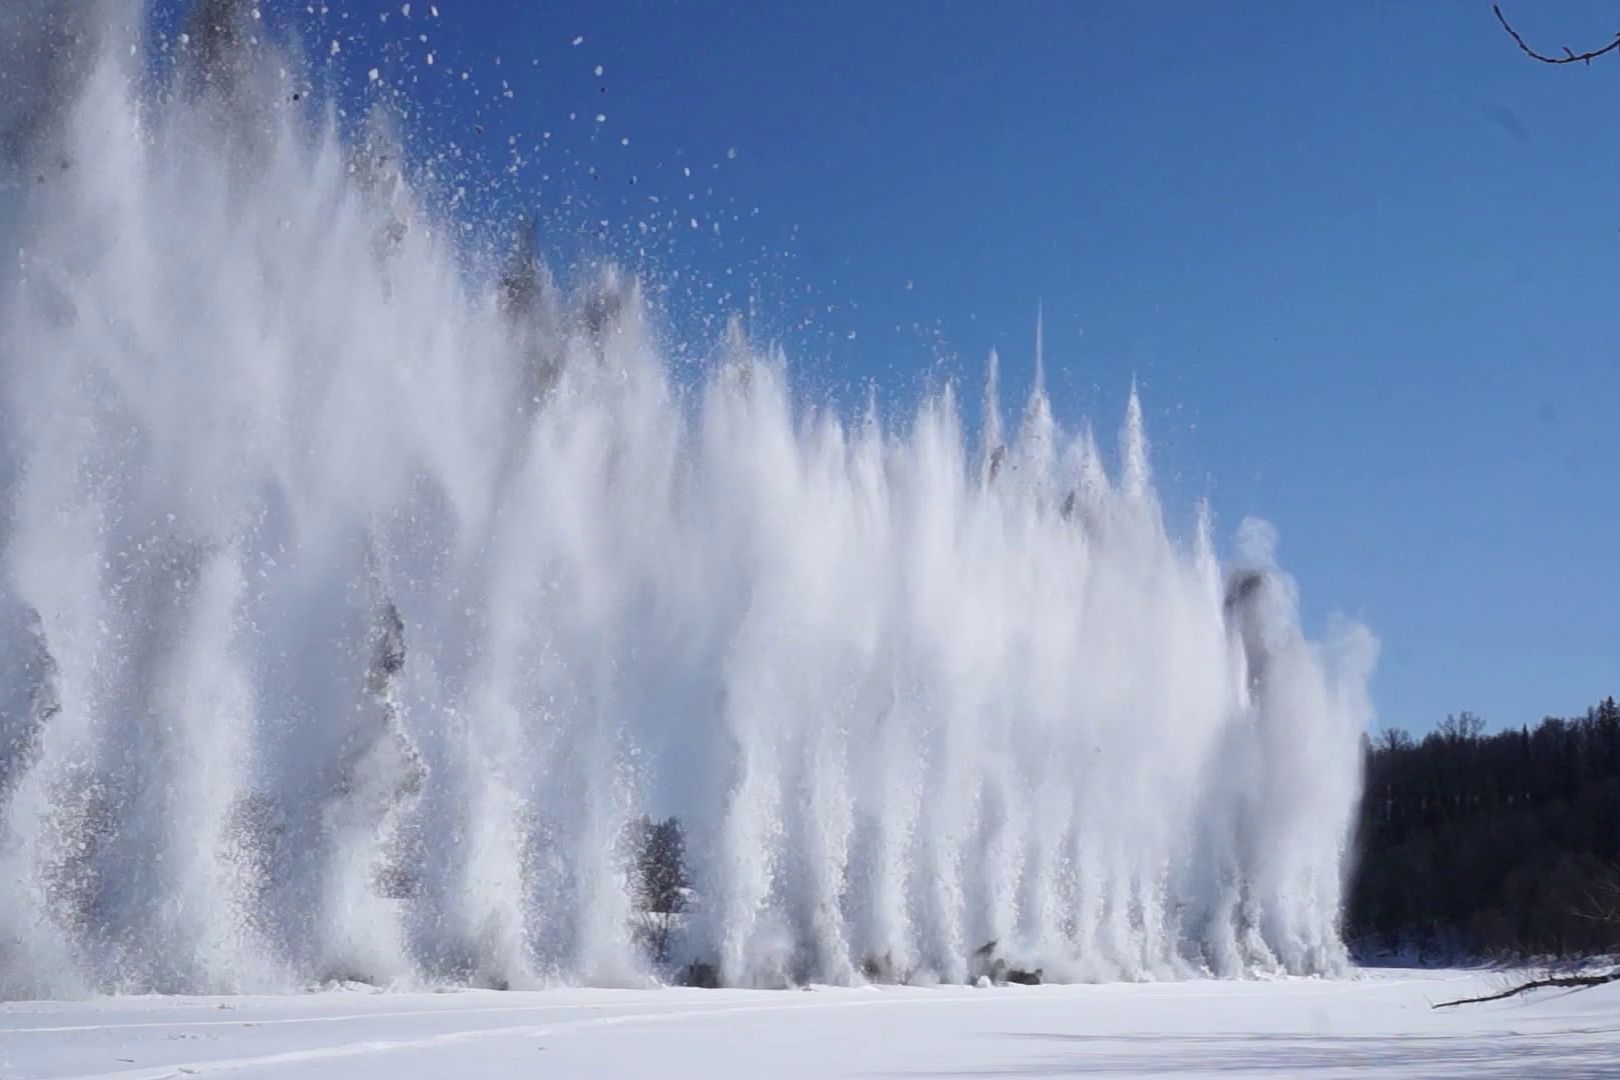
[0,2,1375,996]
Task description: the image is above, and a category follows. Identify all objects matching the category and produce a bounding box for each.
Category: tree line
[1349,697,1620,960]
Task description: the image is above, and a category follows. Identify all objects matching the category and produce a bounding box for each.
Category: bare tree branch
[1433,970,1620,1009]
[1494,5,1620,66]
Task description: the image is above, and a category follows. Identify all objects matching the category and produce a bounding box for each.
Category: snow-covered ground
[4,968,1616,1079]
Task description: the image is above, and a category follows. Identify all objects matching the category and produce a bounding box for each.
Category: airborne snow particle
[368,69,379,81]
[573,35,585,46]
[727,147,737,159]
[594,64,604,77]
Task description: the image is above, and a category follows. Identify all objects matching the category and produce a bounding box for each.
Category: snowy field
[4,969,1617,1079]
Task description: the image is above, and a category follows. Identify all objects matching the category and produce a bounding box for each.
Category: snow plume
[0,3,1372,996]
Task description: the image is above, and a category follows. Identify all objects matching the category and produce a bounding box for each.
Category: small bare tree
[1571,862,1620,949]
[624,816,689,964]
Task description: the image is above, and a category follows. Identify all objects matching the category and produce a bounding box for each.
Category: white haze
[0,1,1375,997]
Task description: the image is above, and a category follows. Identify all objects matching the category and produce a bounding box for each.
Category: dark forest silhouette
[1350,697,1620,960]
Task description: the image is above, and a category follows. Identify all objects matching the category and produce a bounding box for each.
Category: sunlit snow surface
[1,1,1372,995]
[5,971,1619,1079]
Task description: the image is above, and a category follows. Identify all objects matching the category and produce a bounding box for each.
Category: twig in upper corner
[1493,5,1620,66]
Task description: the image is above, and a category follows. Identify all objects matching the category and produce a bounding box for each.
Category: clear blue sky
[162,1,1619,733]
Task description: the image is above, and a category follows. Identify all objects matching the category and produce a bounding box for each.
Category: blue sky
[164,1,1618,733]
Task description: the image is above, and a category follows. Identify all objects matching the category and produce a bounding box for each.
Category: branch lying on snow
[1432,970,1620,1009]
[1493,5,1620,66]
